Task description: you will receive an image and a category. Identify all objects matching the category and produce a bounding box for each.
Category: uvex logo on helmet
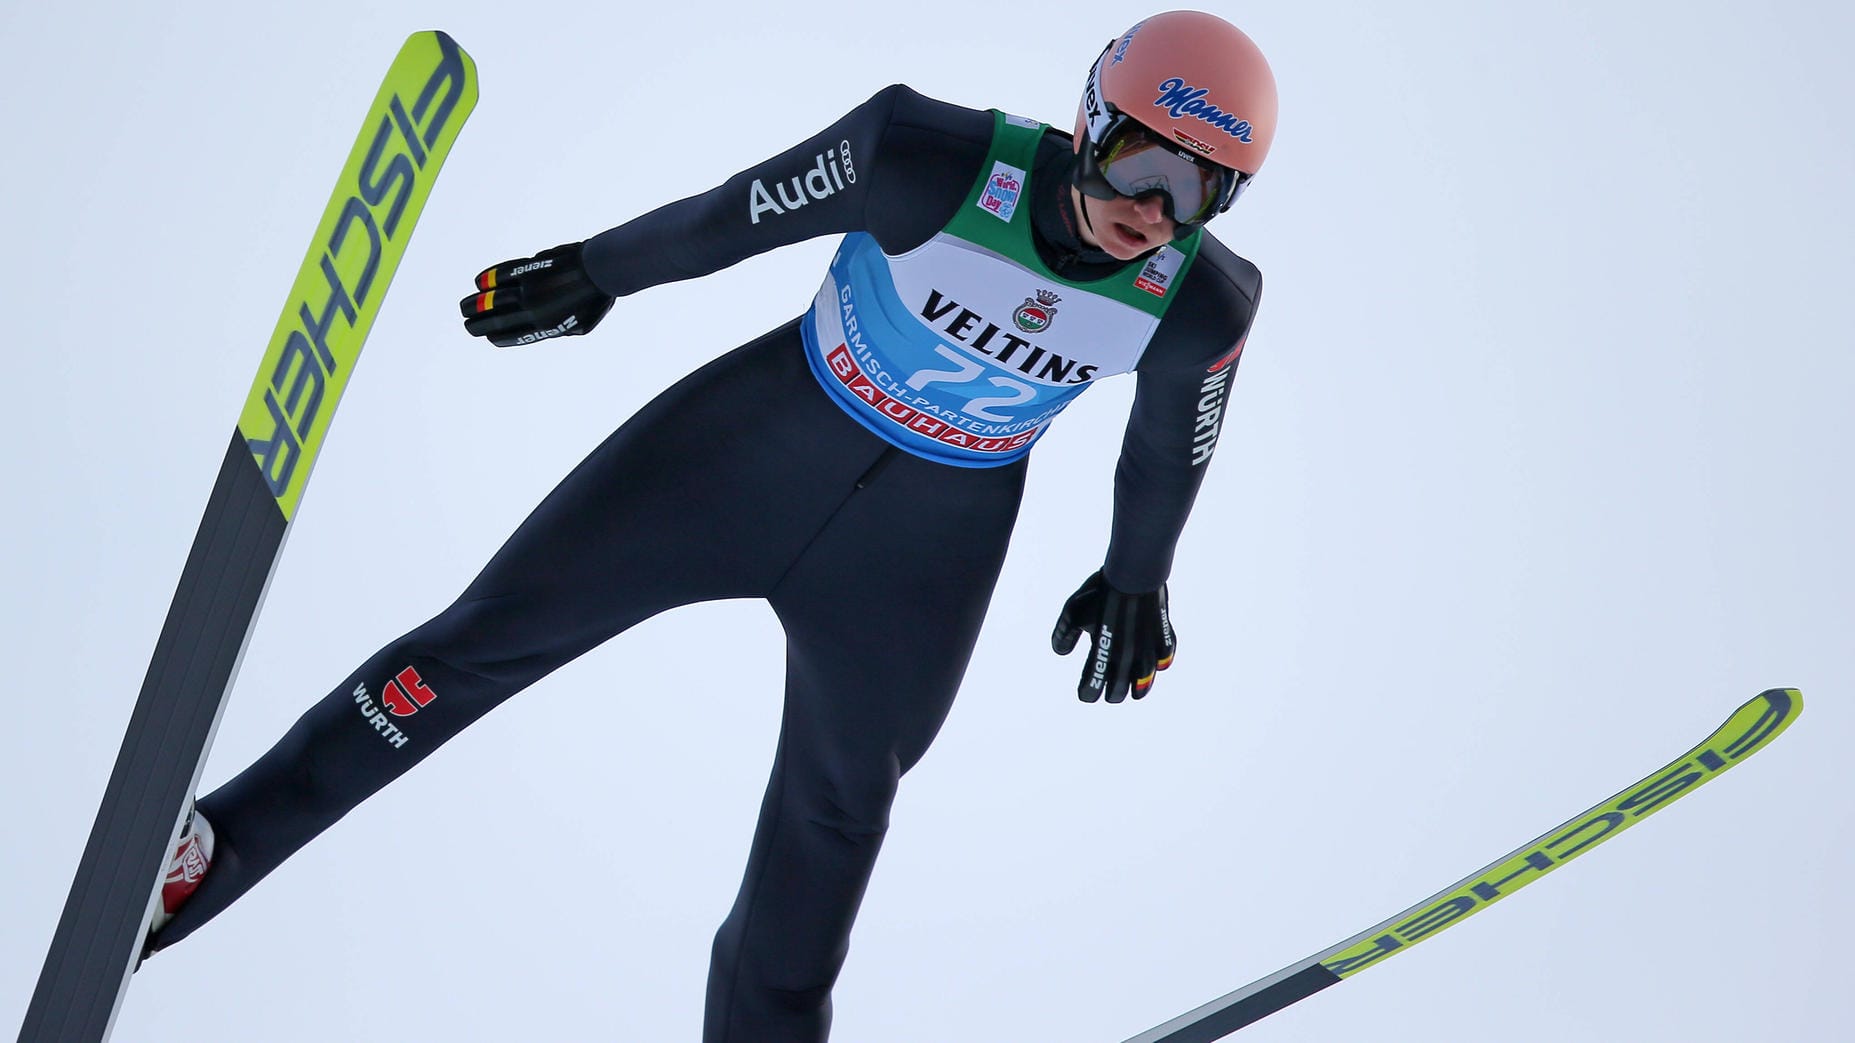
[1110,20,1144,64]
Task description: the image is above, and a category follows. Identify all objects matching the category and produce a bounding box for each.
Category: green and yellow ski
[1125,688,1801,1042]
[18,31,476,1043]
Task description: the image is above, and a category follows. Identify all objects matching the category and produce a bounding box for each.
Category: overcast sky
[3,1,1850,1040]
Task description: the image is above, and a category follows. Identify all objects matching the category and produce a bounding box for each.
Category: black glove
[459,242,615,347]
[1051,570,1177,703]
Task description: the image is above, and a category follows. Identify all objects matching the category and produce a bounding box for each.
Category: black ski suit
[152,85,1261,1043]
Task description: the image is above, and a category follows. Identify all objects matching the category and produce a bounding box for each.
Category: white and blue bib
[800,111,1201,467]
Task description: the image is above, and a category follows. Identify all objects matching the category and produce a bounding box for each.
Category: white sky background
[2,1,1849,1040]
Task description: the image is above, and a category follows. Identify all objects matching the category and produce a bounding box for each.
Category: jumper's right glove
[459,242,615,347]
[1051,570,1177,704]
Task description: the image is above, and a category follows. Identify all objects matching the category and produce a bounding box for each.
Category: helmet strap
[1075,187,1099,241]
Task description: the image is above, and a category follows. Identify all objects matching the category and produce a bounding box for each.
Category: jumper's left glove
[1051,570,1176,703]
[459,242,615,347]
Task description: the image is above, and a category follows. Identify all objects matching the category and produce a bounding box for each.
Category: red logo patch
[381,666,438,717]
[1172,129,1217,156]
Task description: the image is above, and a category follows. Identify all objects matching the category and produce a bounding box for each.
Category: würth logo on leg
[382,666,438,716]
[354,666,438,749]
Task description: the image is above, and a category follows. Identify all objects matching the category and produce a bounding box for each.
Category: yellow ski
[19,31,476,1043]
[1126,688,1802,1042]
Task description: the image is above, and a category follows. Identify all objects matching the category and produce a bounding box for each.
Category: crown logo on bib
[1014,289,1062,334]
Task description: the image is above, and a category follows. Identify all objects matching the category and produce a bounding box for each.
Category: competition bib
[801,111,1199,467]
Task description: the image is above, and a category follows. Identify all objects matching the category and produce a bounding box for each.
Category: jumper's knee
[801,750,902,843]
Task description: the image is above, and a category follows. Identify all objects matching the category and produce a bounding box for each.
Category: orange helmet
[1076,11,1279,228]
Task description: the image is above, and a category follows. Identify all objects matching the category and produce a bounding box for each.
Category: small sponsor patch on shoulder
[977,161,1027,222]
[1134,246,1186,298]
[1002,112,1043,130]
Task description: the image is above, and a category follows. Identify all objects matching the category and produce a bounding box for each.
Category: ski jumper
[151,85,1262,1043]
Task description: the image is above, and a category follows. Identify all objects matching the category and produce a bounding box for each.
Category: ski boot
[151,803,214,935]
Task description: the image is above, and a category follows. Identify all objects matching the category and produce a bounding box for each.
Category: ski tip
[400,31,476,78]
[412,29,471,56]
[1708,688,1803,764]
[1754,687,1803,717]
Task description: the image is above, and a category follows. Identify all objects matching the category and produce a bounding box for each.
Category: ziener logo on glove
[1090,625,1115,689]
[514,314,580,344]
[511,259,556,276]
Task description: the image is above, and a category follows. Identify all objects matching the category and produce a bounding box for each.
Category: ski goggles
[1089,114,1249,227]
